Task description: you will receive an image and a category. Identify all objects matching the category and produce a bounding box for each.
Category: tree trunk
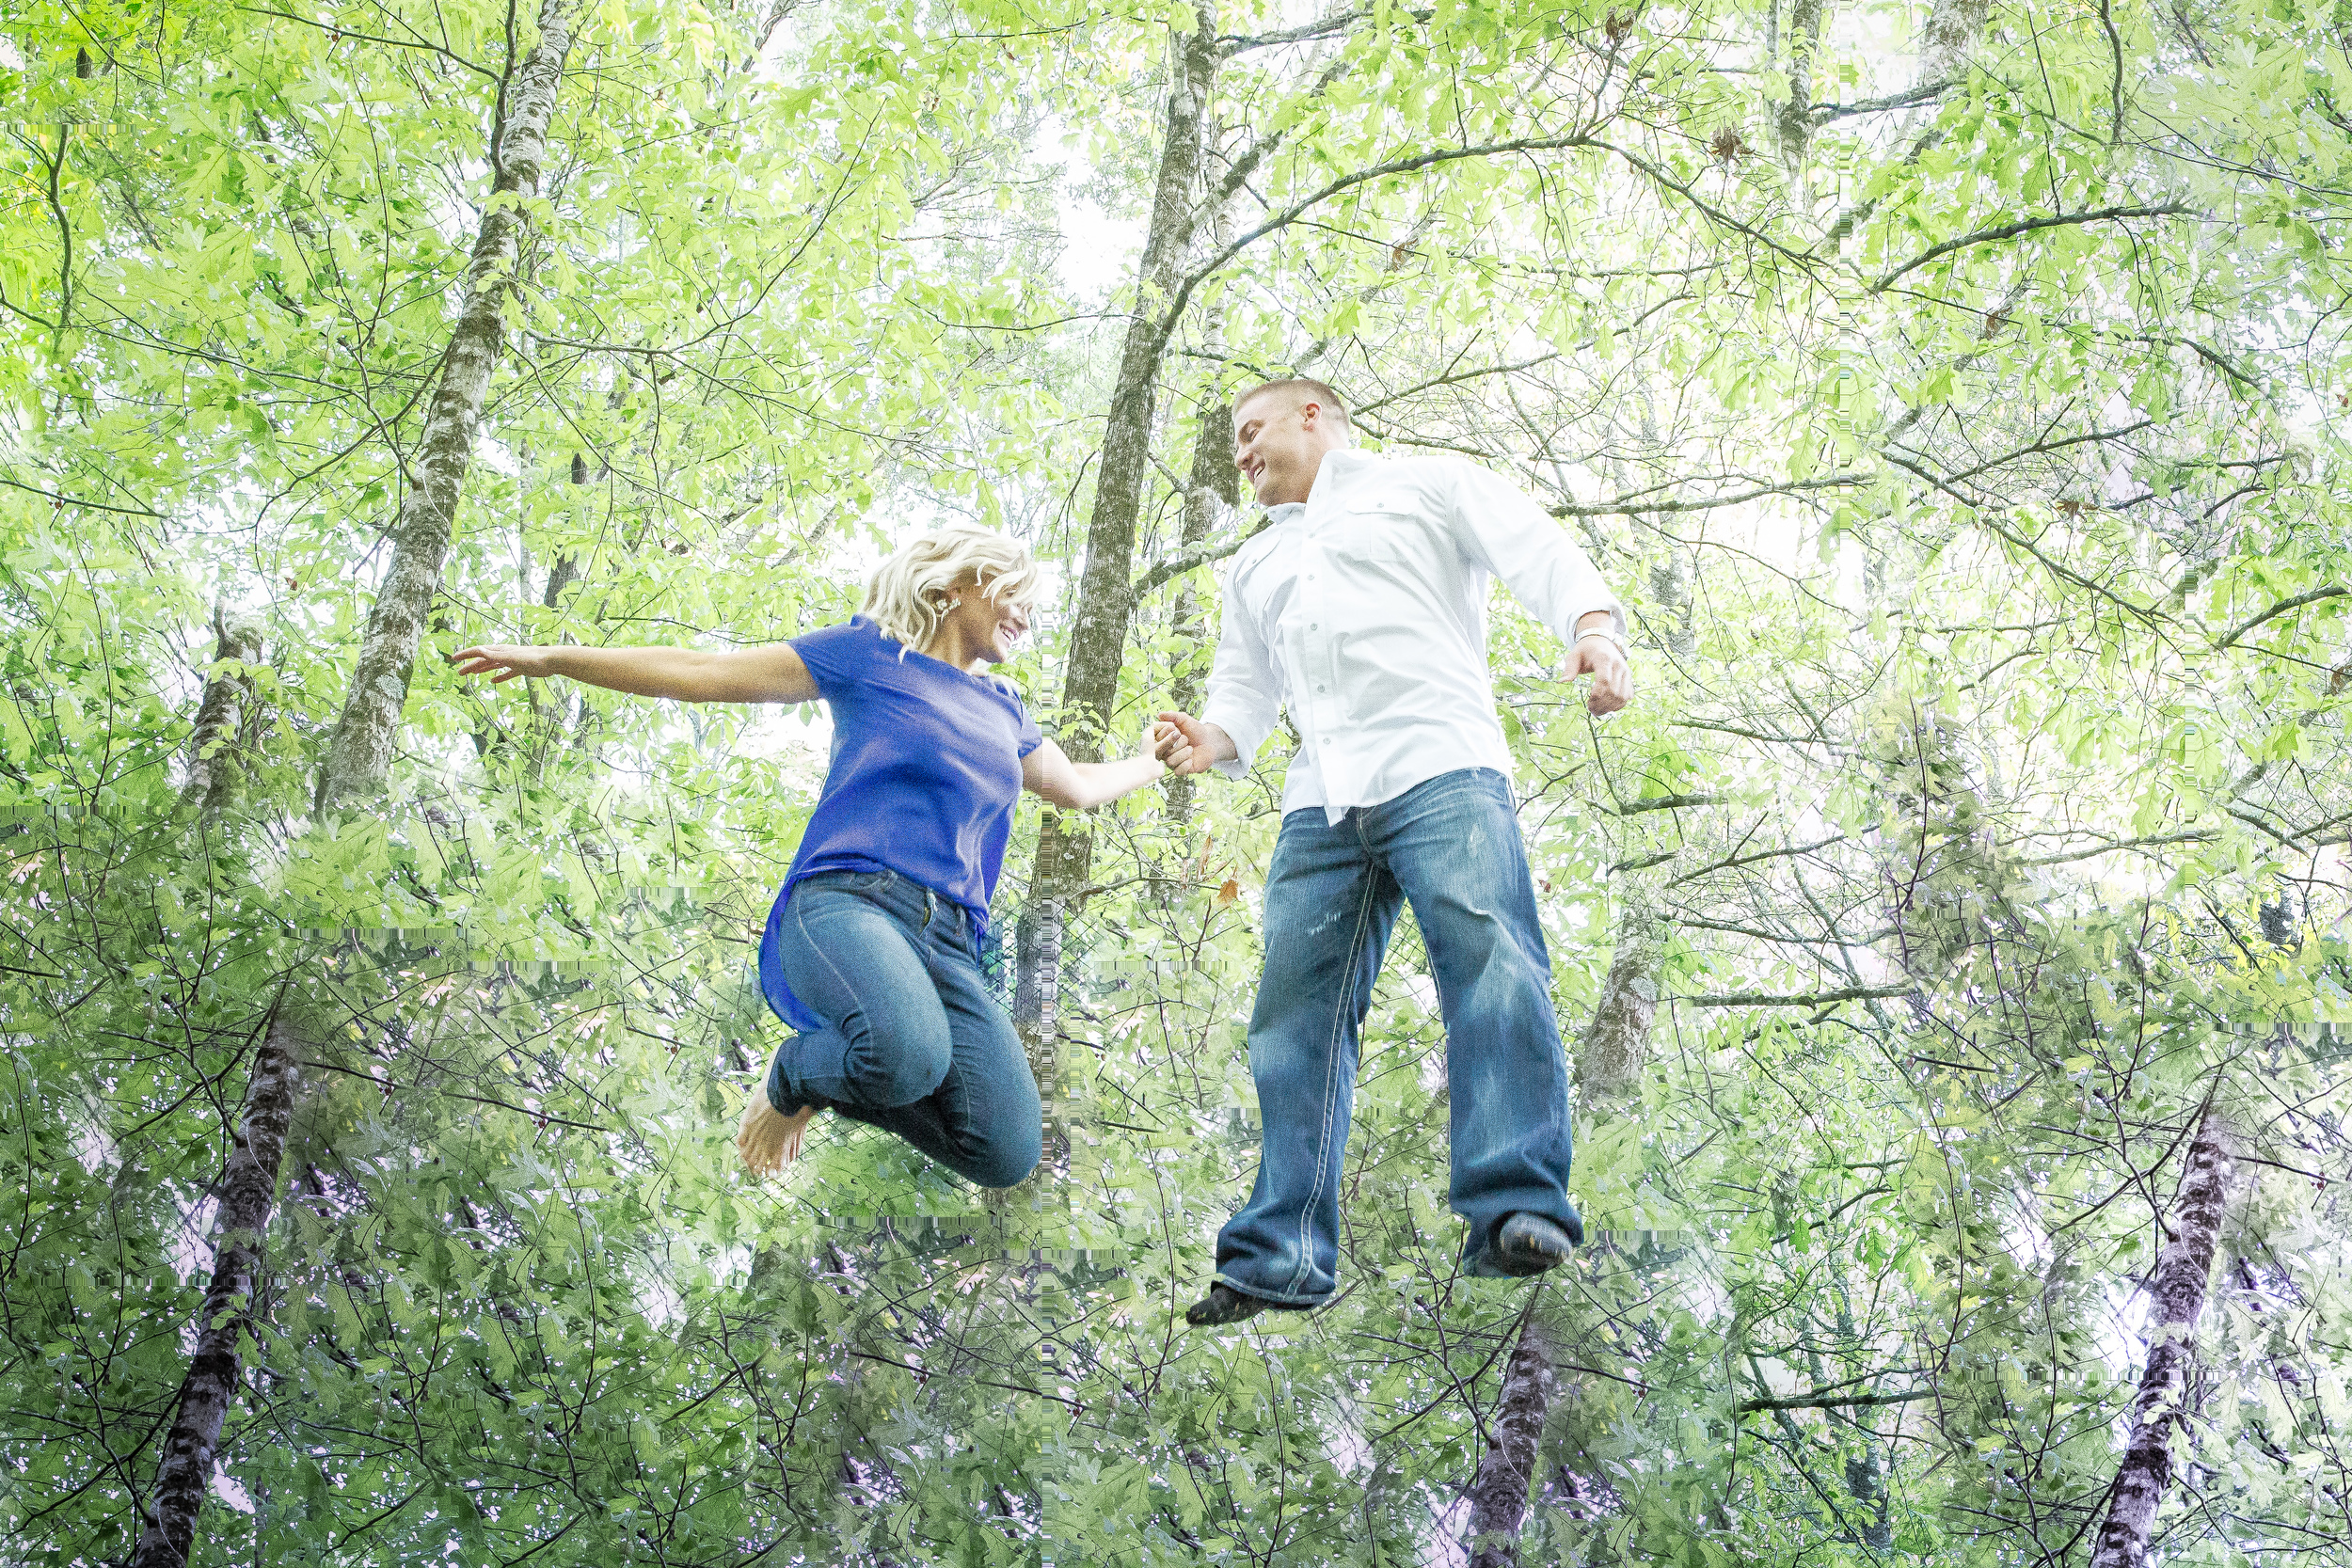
[1774,0,1827,167]
[1052,5,1217,771]
[129,1017,308,1568]
[1459,896,1665,1562]
[1161,364,1241,824]
[1013,3,1219,1075]
[1915,0,1993,89]
[1465,1312,1558,1568]
[181,606,263,821]
[1576,895,1663,1104]
[2087,1107,2236,1568]
[1449,893,1675,1568]
[318,0,577,808]
[1821,0,1989,245]
[1010,890,1068,1154]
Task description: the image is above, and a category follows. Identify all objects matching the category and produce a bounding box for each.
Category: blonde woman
[451,526,1165,1189]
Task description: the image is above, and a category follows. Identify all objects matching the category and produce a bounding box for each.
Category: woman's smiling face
[941,577,1031,664]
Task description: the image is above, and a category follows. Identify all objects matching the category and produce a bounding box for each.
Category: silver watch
[1575,626,1629,658]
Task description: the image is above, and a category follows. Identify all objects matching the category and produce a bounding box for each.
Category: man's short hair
[1232,376,1352,431]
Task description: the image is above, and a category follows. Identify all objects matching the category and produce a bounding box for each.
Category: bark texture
[1053,6,1219,770]
[1577,896,1664,1104]
[130,1018,307,1568]
[1161,272,1242,825]
[1774,0,1827,166]
[1454,904,1667,1565]
[1465,1313,1559,1568]
[181,607,263,821]
[1915,0,1994,87]
[2087,1107,2236,1568]
[1010,891,1067,1146]
[318,0,576,807]
[1014,4,1219,1064]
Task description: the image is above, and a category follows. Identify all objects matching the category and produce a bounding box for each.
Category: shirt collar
[1269,448,1380,527]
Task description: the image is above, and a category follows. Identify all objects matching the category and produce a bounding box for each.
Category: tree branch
[2216,585,2346,649]
[1132,517,1269,596]
[1616,792,1720,815]
[0,474,163,516]
[1873,203,2194,292]
[1738,1387,1934,1414]
[1549,471,1873,518]
[1809,79,1956,121]
[1677,985,1915,1007]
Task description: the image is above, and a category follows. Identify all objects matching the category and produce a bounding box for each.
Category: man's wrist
[1191,718,1243,765]
[1575,626,1629,658]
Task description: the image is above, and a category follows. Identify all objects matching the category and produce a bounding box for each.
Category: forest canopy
[2,0,2348,1564]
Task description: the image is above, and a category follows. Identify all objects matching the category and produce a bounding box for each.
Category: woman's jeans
[764,870,1041,1190]
[1214,768,1583,1303]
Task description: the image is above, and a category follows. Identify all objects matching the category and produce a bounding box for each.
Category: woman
[450,525,1167,1190]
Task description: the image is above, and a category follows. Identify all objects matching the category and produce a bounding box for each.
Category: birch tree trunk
[2087,1107,2237,1568]
[317,0,577,807]
[1014,2,1218,1060]
[129,1017,308,1568]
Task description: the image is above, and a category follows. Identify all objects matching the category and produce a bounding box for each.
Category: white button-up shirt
[1200,449,1623,824]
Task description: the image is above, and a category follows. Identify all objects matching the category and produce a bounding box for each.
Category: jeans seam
[790,889,888,1101]
[1284,848,1377,1300]
[924,943,986,1163]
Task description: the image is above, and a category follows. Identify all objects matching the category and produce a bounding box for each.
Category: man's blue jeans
[764,869,1041,1190]
[1215,768,1582,1303]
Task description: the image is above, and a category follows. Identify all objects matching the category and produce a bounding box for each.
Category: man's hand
[1153,711,1237,776]
[450,643,557,683]
[1566,635,1632,716]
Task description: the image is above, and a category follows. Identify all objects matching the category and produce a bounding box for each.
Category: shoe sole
[1494,1228,1571,1276]
[1185,1291,1322,1327]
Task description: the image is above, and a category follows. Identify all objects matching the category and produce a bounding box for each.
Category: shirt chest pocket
[1324,506,1441,588]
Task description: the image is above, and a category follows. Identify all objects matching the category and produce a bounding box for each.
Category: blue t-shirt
[757,616,1043,1029]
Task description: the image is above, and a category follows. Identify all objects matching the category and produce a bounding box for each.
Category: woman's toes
[737,1096,817,1178]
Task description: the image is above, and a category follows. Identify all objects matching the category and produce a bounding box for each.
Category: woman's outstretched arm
[448,641,818,705]
[1021,735,1166,811]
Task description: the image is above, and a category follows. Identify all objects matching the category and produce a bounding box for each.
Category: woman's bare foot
[737,1093,818,1178]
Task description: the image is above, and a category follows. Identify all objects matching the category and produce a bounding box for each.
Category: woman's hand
[450,644,557,684]
[1152,711,1237,776]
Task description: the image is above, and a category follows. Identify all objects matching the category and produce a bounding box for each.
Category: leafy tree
[3,0,2348,1564]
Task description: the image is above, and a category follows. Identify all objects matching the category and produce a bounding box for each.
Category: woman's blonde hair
[863,524,1046,654]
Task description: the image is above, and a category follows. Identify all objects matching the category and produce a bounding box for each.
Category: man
[1154,378,1633,1326]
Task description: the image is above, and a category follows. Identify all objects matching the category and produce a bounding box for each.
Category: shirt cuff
[1199,701,1272,781]
[1563,599,1628,645]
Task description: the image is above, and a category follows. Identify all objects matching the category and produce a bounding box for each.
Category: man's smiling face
[1232,388,1345,507]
